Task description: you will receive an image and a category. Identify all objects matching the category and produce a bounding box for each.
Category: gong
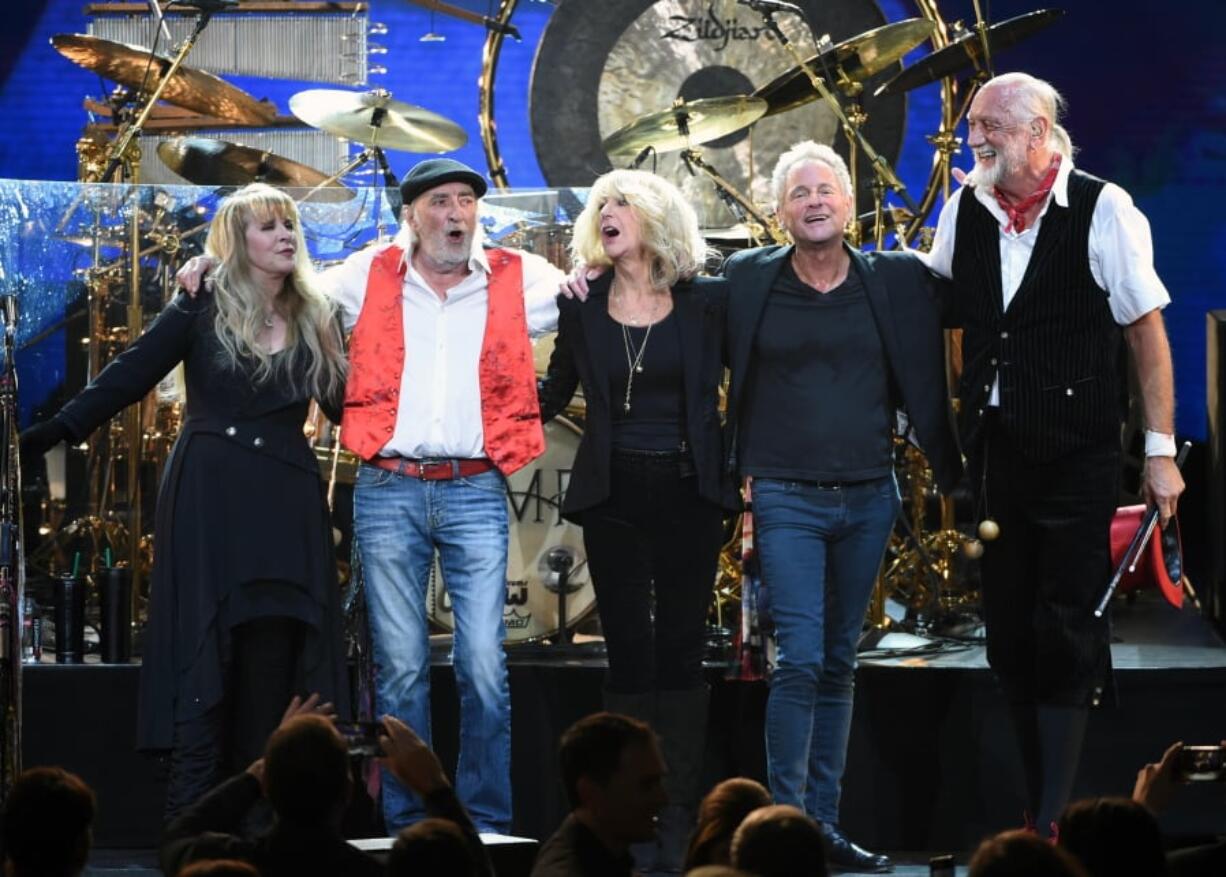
[530,0,910,226]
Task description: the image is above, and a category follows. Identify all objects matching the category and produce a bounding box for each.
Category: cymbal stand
[679,149,786,246]
[746,7,919,231]
[98,8,220,183]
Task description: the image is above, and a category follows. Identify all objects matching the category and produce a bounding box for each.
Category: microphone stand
[98,9,218,183]
[0,295,24,798]
[745,6,919,236]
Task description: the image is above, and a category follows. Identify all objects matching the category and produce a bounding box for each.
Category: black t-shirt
[741,261,894,481]
[605,308,686,451]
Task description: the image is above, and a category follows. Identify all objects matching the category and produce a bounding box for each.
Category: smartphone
[334,720,384,757]
[930,854,956,877]
[1177,745,1226,782]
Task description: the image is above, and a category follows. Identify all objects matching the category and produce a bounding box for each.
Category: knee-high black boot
[1035,704,1088,835]
[654,686,710,873]
[603,690,661,871]
[1006,701,1041,822]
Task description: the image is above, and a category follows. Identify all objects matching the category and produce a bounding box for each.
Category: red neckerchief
[993,154,1062,233]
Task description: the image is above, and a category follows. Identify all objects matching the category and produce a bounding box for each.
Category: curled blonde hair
[204,183,346,401]
[570,169,711,289]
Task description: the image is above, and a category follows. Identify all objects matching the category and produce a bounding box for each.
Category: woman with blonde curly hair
[539,169,740,871]
[20,183,349,819]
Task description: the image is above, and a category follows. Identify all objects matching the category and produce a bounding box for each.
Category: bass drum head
[530,0,907,223]
[428,416,594,642]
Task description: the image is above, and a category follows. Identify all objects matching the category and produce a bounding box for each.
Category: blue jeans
[353,463,512,833]
[752,475,900,824]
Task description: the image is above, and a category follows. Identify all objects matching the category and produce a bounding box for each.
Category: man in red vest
[324,158,565,833]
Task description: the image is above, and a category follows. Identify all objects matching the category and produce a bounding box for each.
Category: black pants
[164,615,306,819]
[973,421,1119,707]
[581,449,726,694]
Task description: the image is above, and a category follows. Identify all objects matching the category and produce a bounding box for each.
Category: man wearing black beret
[329,157,565,835]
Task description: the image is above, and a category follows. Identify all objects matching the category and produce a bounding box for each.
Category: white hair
[985,72,1075,158]
[771,141,854,209]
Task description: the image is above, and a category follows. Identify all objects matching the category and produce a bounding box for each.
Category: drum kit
[31,0,1066,645]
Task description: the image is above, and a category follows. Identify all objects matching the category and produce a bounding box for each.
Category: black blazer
[538,272,741,522]
[722,244,963,493]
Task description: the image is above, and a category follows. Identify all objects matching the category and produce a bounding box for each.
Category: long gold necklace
[612,276,660,414]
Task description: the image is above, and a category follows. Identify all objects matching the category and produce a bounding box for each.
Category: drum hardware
[679,149,787,247]
[156,136,355,202]
[752,18,938,116]
[541,546,583,646]
[602,96,768,160]
[289,88,467,155]
[740,4,921,246]
[0,295,24,793]
[856,206,914,249]
[875,9,1065,98]
[52,28,276,183]
[477,0,519,190]
[405,0,522,41]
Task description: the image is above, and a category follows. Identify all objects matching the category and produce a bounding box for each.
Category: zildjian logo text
[662,6,778,52]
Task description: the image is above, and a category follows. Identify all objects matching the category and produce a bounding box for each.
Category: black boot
[654,686,710,873]
[1035,704,1088,835]
[1006,701,1042,822]
[603,690,661,873]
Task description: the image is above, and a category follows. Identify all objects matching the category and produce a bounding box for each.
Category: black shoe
[820,824,893,873]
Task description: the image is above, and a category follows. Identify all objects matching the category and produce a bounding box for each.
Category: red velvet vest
[341,245,545,475]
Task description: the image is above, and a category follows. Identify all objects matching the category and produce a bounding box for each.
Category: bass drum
[428,416,595,642]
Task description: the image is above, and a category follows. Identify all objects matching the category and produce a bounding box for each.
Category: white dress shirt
[924,158,1170,406]
[321,227,563,459]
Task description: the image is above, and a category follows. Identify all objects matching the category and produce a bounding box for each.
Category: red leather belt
[368,457,496,480]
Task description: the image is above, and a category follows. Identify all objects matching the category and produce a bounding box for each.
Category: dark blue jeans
[752,475,899,824]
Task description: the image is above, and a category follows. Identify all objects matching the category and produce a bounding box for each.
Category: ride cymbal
[754,18,937,116]
[289,88,467,153]
[157,137,354,202]
[602,95,768,158]
[875,9,1065,96]
[51,33,276,125]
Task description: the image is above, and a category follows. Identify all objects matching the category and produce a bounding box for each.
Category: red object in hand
[1109,504,1183,608]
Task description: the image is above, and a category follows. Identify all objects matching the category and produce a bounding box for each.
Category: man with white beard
[926,72,1184,835]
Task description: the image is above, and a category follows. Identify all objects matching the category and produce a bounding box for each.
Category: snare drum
[428,416,595,642]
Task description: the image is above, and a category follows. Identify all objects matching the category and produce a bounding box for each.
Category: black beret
[398,158,488,206]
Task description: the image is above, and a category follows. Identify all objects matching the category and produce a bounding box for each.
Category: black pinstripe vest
[952,170,1126,462]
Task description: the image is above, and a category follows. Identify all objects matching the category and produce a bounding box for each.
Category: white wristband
[1144,429,1177,458]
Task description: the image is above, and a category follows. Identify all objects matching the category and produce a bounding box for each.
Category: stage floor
[28,591,1225,875]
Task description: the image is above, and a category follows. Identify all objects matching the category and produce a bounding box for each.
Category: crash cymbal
[753,18,937,116]
[602,96,768,158]
[875,9,1065,96]
[289,88,466,153]
[156,137,355,202]
[51,33,276,125]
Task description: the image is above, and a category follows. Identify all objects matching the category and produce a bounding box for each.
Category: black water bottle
[100,566,132,664]
[54,574,85,663]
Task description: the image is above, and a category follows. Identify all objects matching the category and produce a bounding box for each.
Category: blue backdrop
[1,0,1222,438]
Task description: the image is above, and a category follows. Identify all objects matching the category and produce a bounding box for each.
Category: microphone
[170,0,240,11]
[737,0,804,16]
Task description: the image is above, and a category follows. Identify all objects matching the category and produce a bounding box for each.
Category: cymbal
[51,33,276,125]
[753,18,937,116]
[875,9,1065,96]
[288,88,467,153]
[157,137,355,202]
[602,96,768,158]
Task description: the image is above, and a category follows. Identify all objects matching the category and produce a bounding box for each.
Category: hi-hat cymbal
[289,88,467,153]
[753,18,937,116]
[51,33,276,125]
[157,137,355,202]
[875,9,1065,96]
[602,96,768,158]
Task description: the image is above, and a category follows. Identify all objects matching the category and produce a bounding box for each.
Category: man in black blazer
[723,140,961,873]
